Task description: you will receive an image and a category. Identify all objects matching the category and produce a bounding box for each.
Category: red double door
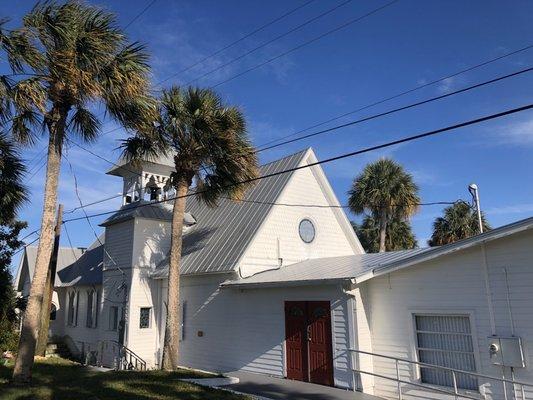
[284,301,334,386]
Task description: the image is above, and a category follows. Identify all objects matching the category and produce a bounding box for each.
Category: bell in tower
[106,155,176,206]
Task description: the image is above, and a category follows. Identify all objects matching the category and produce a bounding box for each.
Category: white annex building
[16,148,533,399]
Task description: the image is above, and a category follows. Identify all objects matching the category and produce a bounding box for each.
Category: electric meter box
[488,336,525,368]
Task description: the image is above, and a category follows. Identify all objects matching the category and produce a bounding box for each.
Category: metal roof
[16,246,85,291]
[106,154,175,176]
[220,249,430,288]
[56,235,105,287]
[222,215,533,288]
[152,148,310,277]
[369,215,533,281]
[100,201,197,227]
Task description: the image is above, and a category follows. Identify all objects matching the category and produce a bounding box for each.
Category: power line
[220,196,461,209]
[27,150,47,174]
[65,192,122,214]
[209,0,399,88]
[61,102,533,224]
[65,137,144,181]
[27,158,46,182]
[63,65,532,213]
[123,0,157,29]
[181,0,355,87]
[257,66,533,152]
[259,43,533,148]
[19,229,40,242]
[64,153,126,275]
[156,0,317,86]
[12,235,40,257]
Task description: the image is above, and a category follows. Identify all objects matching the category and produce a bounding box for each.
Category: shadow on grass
[0,358,249,400]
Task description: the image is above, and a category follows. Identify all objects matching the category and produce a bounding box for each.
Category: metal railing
[99,340,147,371]
[350,349,533,400]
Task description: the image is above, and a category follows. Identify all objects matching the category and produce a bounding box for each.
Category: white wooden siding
[363,229,533,400]
[103,220,134,270]
[239,162,359,278]
[98,269,129,347]
[163,274,354,388]
[124,218,171,365]
[61,284,102,355]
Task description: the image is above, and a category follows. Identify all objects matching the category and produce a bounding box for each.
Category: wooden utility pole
[35,204,63,357]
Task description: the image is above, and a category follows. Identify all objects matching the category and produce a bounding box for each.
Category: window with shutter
[414,315,477,390]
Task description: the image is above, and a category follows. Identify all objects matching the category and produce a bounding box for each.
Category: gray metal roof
[56,235,105,287]
[17,246,85,291]
[222,215,533,288]
[369,215,533,281]
[106,154,175,176]
[220,249,430,288]
[152,148,310,277]
[100,201,197,227]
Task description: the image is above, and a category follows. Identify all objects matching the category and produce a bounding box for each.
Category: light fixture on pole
[468,183,483,234]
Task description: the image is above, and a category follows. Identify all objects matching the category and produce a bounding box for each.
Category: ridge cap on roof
[258,147,311,169]
[366,215,533,280]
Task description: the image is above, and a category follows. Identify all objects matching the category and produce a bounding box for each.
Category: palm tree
[122,86,258,370]
[0,133,27,225]
[353,214,417,253]
[428,201,490,246]
[0,134,27,353]
[348,158,420,252]
[0,2,153,383]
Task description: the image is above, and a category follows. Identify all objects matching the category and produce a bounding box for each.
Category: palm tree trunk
[161,180,188,370]
[12,109,66,384]
[35,204,63,357]
[379,209,387,253]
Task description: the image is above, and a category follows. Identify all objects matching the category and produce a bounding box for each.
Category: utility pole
[35,204,63,357]
[468,184,484,234]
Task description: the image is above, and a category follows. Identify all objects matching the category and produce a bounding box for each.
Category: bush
[0,318,19,353]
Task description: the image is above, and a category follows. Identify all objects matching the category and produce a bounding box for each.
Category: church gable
[237,148,363,278]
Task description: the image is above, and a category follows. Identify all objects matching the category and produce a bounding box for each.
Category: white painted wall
[361,229,533,400]
[158,274,355,389]
[61,284,102,356]
[124,218,171,365]
[239,156,361,278]
[350,286,375,394]
[103,220,134,270]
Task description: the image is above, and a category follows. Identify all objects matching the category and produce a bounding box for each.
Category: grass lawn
[0,357,251,400]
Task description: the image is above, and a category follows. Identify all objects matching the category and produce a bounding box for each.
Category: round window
[299,219,316,243]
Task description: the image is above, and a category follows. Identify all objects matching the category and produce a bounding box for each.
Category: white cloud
[486,203,533,216]
[140,10,298,89]
[436,77,457,94]
[494,118,533,146]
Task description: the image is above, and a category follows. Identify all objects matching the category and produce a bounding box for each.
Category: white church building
[16,148,533,399]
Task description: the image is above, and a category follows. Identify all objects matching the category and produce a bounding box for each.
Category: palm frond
[0,132,27,222]
[353,214,417,253]
[11,109,41,145]
[145,86,258,205]
[12,78,46,113]
[428,202,491,246]
[120,133,168,168]
[68,105,100,143]
[348,158,420,218]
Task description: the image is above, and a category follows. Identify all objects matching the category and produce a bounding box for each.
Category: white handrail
[349,349,533,400]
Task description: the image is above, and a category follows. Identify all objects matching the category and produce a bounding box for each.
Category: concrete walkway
[221,371,382,400]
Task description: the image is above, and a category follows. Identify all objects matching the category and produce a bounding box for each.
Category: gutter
[220,277,347,290]
[365,219,533,283]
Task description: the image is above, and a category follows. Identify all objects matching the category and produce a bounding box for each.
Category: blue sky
[4,0,533,272]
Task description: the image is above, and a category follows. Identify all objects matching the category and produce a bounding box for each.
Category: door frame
[284,300,334,386]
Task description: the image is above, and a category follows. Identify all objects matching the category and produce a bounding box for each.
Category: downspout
[481,242,496,335]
